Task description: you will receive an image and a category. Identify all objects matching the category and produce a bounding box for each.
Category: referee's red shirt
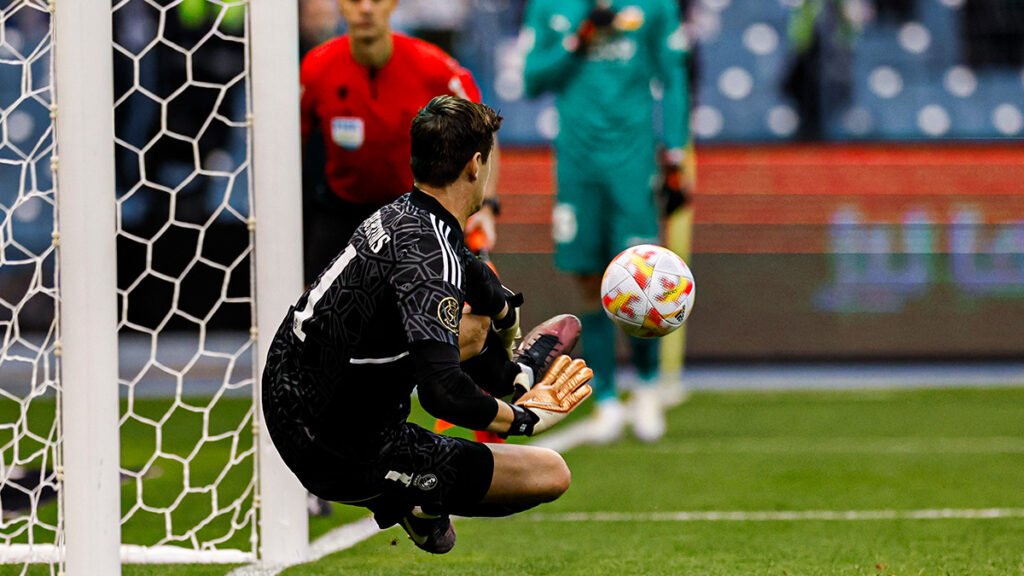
[300,34,482,205]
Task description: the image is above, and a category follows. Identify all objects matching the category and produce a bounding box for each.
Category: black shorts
[302,193,382,285]
[279,421,495,528]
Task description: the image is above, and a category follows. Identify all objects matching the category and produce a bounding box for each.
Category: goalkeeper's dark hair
[410,95,503,188]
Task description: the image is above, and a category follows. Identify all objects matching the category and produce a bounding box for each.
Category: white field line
[224,423,1024,573]
[0,544,252,565]
[306,516,382,561]
[595,436,1024,454]
[225,517,381,576]
[524,508,1024,523]
[226,419,596,575]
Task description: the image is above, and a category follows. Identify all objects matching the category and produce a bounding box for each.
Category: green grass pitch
[2,386,1023,575]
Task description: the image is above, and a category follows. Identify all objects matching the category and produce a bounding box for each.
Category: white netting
[111,0,258,557]
[0,0,61,572]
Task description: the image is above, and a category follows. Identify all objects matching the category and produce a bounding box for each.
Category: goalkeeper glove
[492,290,522,361]
[660,148,692,216]
[574,2,617,54]
[507,355,593,436]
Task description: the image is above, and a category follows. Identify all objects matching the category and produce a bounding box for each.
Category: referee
[262,96,593,554]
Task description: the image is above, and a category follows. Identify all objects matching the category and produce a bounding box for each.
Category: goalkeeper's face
[339,0,396,43]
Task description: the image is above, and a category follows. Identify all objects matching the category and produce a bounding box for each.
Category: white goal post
[249,0,310,566]
[0,0,309,572]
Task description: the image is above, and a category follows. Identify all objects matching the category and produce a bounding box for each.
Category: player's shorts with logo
[552,152,659,275]
[263,334,494,528]
[263,190,498,528]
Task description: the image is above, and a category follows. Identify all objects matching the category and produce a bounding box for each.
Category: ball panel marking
[600,245,695,338]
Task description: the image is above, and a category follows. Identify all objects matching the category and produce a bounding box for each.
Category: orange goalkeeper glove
[508,355,593,436]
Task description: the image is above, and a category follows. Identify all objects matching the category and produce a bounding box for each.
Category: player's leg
[659,140,698,407]
[552,156,625,443]
[367,423,570,553]
[574,274,627,443]
[458,311,490,361]
[609,147,666,442]
[476,442,570,504]
[450,313,510,443]
[455,314,583,442]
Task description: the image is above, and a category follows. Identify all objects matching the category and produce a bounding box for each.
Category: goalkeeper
[262,96,593,554]
[522,0,691,443]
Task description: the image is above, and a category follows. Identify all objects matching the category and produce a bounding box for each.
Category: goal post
[250,0,310,565]
[52,0,122,574]
[0,0,311,571]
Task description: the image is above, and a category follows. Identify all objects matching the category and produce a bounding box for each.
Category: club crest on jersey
[437,297,460,334]
[414,474,438,491]
[614,6,645,31]
[331,117,364,150]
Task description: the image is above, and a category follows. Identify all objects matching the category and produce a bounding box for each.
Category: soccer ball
[600,244,695,338]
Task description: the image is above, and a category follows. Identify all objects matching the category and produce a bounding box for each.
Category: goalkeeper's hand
[509,355,592,436]
[492,293,522,361]
[660,148,692,216]
[574,2,617,54]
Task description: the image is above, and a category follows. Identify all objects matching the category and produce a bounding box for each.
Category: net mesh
[111,0,257,555]
[1,0,266,564]
[0,0,61,572]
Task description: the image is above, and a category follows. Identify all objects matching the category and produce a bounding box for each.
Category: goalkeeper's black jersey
[263,188,469,458]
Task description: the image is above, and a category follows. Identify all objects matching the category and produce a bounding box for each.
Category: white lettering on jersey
[588,38,637,62]
[365,211,391,253]
[293,244,357,341]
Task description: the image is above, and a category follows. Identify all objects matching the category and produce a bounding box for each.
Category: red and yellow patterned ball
[600,244,695,338]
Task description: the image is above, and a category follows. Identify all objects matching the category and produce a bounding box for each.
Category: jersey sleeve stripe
[429,214,454,285]
[349,351,410,364]
[439,222,463,290]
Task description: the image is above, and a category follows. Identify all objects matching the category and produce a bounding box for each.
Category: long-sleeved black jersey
[263,188,503,460]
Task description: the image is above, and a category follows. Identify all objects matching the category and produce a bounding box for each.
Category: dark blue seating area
[469,0,1023,143]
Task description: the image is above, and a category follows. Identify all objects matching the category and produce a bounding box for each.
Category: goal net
[112,0,257,559]
[0,0,61,572]
[1,0,307,572]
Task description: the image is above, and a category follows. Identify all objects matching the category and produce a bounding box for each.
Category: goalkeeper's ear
[467,151,484,182]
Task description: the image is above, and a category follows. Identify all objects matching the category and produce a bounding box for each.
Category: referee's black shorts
[302,192,382,286]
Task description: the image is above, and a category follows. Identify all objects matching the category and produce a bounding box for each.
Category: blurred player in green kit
[522,0,691,443]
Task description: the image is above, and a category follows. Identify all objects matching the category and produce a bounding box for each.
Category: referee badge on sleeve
[437,297,460,334]
[331,117,364,150]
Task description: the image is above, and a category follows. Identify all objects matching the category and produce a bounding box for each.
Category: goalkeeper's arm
[411,342,590,436]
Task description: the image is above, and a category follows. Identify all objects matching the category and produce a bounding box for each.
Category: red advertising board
[495,145,1024,360]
